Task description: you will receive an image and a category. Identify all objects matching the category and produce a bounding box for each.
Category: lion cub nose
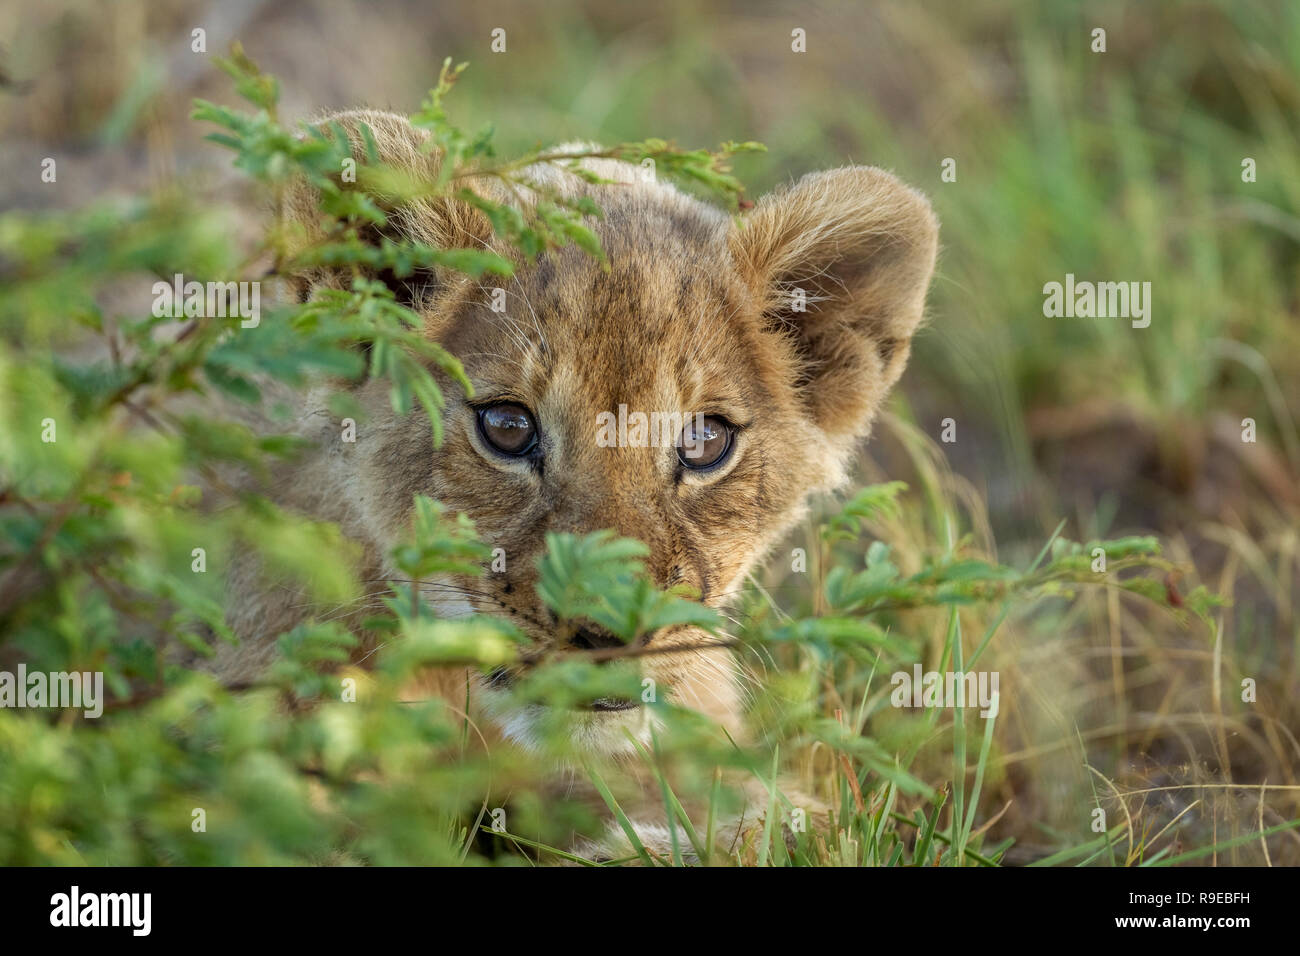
[568,625,626,651]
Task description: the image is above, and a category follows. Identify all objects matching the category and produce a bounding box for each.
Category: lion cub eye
[677,415,734,470]
[477,402,538,456]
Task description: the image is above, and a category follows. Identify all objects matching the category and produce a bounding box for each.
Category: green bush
[0,49,1243,866]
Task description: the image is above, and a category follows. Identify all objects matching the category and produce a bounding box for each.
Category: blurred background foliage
[0,0,1297,865]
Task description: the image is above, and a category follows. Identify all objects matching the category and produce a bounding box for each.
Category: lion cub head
[283,110,938,754]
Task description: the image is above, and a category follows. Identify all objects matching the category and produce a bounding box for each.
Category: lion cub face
[288,112,938,754]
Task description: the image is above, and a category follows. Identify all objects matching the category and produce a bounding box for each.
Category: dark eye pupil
[479,403,537,455]
[678,415,733,469]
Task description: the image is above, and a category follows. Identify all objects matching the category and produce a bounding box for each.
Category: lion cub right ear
[279,109,495,310]
[729,167,939,448]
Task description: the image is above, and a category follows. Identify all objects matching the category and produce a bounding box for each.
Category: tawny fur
[210,109,938,855]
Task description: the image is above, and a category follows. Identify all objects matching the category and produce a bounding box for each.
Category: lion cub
[215,110,938,770]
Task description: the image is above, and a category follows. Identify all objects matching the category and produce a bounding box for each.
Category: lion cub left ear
[729,167,938,444]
